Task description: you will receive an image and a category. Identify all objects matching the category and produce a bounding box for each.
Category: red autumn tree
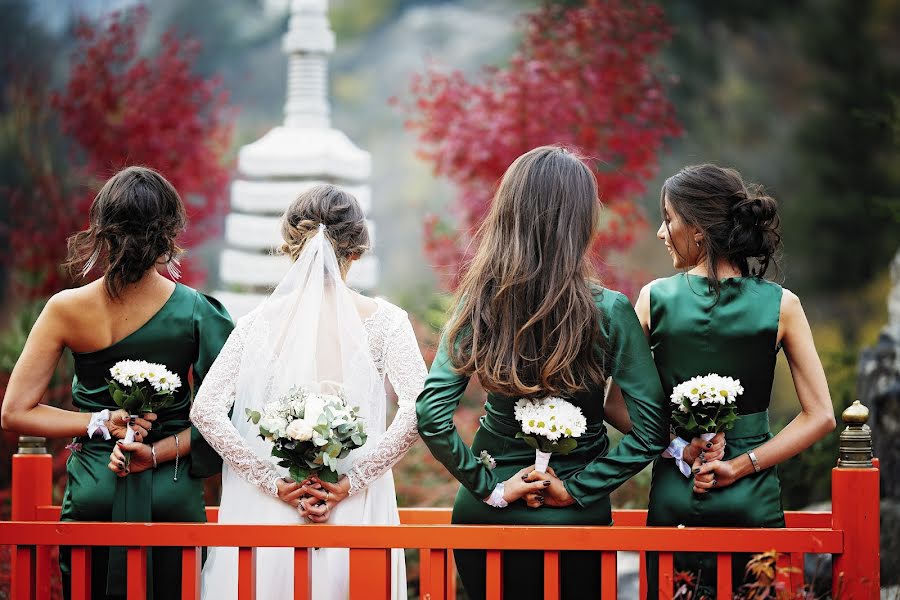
[403,0,680,292]
[53,6,234,288]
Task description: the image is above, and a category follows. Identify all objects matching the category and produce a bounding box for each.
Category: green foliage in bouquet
[670,400,739,437]
[246,389,367,485]
[107,381,176,414]
[514,432,578,455]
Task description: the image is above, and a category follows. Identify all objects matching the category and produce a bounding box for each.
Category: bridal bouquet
[513,397,587,473]
[107,360,182,465]
[246,385,367,484]
[669,373,743,443]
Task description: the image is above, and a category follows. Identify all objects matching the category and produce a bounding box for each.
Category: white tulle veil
[201,224,398,600]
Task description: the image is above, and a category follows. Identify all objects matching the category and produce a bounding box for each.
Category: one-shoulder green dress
[645,274,786,598]
[416,288,668,600]
[59,283,233,599]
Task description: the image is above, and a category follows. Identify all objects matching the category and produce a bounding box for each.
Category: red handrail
[4,449,881,599]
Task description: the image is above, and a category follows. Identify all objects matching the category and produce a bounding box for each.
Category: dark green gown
[645,274,786,598]
[416,288,668,600]
[59,283,233,599]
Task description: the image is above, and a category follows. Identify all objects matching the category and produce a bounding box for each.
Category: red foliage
[52,7,234,288]
[403,0,680,291]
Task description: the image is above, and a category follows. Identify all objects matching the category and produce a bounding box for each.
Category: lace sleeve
[190,318,282,497]
[345,311,426,495]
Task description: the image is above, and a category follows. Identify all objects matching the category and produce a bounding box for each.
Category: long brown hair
[444,145,606,398]
[65,166,186,299]
[661,164,781,296]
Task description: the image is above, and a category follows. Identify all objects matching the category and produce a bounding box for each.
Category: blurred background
[1,0,898,595]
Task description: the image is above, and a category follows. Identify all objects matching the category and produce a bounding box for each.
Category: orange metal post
[181,547,201,600]
[349,549,390,600]
[658,552,673,600]
[600,551,617,598]
[70,547,92,600]
[13,546,35,600]
[832,467,880,599]
[485,550,503,600]
[543,550,560,600]
[716,552,732,600]
[237,547,257,600]
[126,547,147,600]
[293,548,310,600]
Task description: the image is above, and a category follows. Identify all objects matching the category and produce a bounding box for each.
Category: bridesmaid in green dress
[1,167,233,599]
[598,164,836,597]
[416,146,669,600]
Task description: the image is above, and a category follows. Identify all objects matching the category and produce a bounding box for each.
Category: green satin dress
[416,288,668,600]
[645,274,786,598]
[58,283,233,600]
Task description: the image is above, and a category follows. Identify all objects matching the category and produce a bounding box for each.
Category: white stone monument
[214,0,376,318]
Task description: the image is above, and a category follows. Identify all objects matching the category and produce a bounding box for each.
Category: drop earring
[81,247,100,279]
[166,255,182,280]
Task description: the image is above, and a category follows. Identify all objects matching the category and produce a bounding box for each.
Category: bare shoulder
[779,287,803,321]
[349,291,384,321]
[45,283,100,322]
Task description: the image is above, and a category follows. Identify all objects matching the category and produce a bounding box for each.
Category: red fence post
[831,401,880,599]
[11,437,54,600]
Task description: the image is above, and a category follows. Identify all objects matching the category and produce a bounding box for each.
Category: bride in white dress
[190,184,426,600]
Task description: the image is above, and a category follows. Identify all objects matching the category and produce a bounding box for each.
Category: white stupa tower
[214,0,376,318]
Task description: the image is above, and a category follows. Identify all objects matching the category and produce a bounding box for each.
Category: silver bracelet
[150,443,158,469]
[173,434,179,482]
[747,450,761,473]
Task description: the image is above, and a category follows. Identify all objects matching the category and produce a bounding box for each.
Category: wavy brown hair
[64,166,186,299]
[444,145,606,398]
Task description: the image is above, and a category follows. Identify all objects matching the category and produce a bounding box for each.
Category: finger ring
[326,491,330,501]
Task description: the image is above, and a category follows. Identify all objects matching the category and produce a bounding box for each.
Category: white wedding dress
[190,228,426,600]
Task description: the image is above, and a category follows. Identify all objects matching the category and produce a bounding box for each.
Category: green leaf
[553,437,578,455]
[316,468,339,484]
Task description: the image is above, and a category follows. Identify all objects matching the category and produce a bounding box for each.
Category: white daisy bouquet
[107,360,182,465]
[513,397,587,473]
[246,384,367,484]
[670,373,743,442]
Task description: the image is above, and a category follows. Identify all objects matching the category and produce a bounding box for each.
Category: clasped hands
[277,475,351,523]
[105,411,157,477]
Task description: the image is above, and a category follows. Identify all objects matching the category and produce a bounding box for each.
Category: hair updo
[65,166,186,299]
[661,164,781,293]
[279,184,370,274]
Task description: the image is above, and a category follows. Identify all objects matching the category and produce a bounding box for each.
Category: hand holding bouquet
[513,397,587,473]
[107,360,181,466]
[246,384,367,484]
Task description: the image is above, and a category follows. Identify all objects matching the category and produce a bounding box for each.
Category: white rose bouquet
[107,359,182,465]
[669,373,743,442]
[513,397,587,473]
[246,385,367,484]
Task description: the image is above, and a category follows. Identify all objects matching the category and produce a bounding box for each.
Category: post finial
[17,435,48,455]
[837,400,873,468]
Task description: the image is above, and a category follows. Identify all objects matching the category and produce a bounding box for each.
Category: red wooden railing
[1,406,881,599]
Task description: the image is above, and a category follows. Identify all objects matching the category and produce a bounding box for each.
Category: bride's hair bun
[280,184,370,271]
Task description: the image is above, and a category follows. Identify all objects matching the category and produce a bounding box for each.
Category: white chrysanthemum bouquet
[107,360,182,464]
[246,385,367,484]
[670,373,743,443]
[513,397,587,473]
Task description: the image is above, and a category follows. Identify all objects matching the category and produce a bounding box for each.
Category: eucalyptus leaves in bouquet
[246,385,367,484]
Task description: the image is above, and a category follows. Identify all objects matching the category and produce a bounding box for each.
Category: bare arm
[0,295,148,440]
[695,290,836,489]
